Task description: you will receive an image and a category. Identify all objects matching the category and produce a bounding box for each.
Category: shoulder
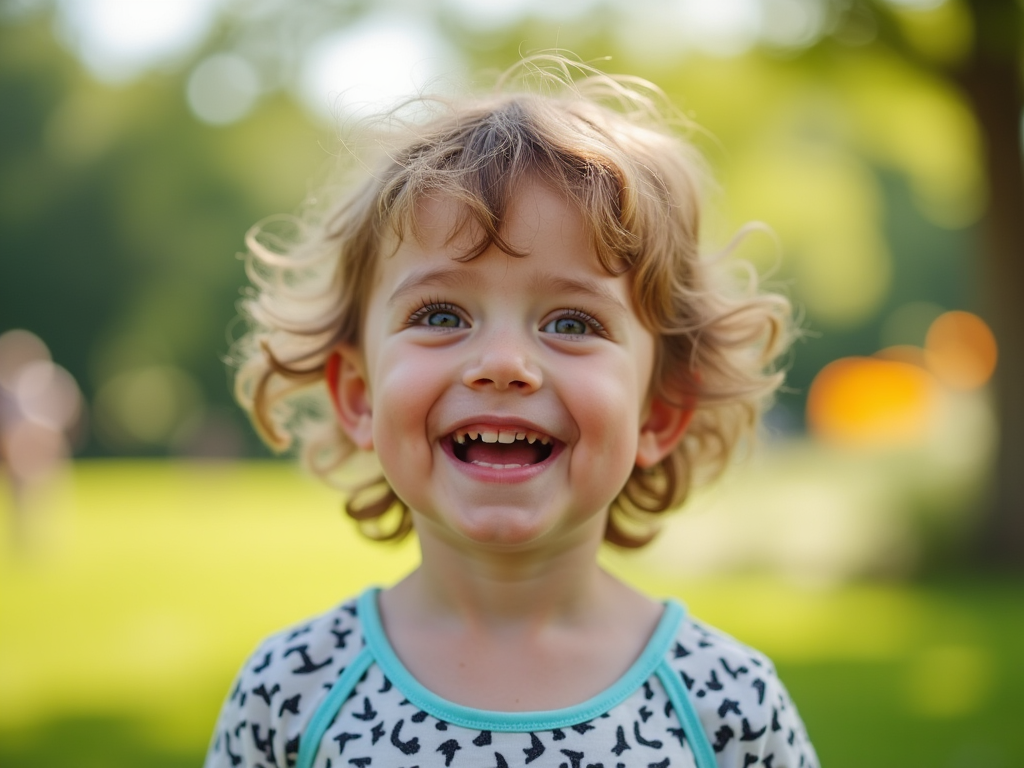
[204,595,367,768]
[665,614,819,768]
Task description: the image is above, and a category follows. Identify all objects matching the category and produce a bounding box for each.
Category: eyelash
[406,300,465,328]
[549,308,607,337]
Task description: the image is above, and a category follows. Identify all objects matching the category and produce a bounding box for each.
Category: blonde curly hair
[231,55,792,547]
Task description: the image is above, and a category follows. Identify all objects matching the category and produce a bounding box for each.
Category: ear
[635,395,695,469]
[324,346,374,450]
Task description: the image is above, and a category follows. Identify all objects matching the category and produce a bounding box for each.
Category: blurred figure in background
[0,329,84,550]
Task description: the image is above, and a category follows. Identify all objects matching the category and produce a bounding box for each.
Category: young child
[206,56,817,768]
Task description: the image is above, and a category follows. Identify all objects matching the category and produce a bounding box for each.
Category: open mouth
[449,427,555,469]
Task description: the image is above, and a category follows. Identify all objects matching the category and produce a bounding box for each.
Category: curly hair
[231,54,792,547]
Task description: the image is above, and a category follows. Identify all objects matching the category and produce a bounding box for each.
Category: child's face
[333,179,685,553]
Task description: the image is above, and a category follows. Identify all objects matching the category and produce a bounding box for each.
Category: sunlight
[680,0,762,56]
[444,0,601,29]
[55,0,218,83]
[298,14,461,122]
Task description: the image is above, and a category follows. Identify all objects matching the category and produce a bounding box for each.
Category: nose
[462,330,543,392]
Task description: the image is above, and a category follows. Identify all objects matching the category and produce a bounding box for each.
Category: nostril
[469,376,525,390]
[463,352,542,391]
[491,378,532,391]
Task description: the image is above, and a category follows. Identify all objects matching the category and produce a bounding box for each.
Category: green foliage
[0,5,986,451]
[0,14,323,457]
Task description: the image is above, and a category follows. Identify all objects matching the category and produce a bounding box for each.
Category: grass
[1,460,1021,767]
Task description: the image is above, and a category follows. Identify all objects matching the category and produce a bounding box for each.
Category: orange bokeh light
[807,357,938,446]
[925,311,997,391]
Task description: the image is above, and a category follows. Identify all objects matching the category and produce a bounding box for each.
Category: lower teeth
[471,460,523,469]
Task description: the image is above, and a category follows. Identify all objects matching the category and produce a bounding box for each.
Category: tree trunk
[955,0,1024,565]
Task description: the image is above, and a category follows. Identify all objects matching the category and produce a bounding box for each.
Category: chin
[451,505,558,548]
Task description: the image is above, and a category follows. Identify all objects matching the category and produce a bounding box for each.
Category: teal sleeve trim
[295,646,374,768]
[357,587,686,732]
[656,659,717,768]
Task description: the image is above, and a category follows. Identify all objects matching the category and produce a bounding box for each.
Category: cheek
[368,345,442,480]
[564,357,646,497]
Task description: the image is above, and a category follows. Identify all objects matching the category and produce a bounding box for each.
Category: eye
[427,310,461,328]
[548,317,587,335]
[542,309,603,337]
[408,302,466,329]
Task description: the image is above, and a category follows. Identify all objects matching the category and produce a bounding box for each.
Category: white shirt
[205,588,817,768]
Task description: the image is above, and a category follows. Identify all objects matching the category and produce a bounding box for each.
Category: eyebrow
[388,266,482,305]
[387,265,629,316]
[529,273,629,316]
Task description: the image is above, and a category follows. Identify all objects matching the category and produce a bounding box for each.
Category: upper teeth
[453,428,551,445]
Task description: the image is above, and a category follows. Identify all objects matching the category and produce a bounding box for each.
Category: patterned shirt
[205,589,817,768]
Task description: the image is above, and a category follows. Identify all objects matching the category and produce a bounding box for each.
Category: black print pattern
[205,597,818,768]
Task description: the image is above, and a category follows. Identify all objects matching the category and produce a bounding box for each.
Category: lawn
[1,460,1021,767]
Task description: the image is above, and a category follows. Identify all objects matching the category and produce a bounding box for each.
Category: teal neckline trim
[296,646,373,768]
[655,660,717,768]
[356,587,686,732]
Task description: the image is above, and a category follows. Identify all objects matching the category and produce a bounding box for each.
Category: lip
[439,415,565,484]
[444,415,558,440]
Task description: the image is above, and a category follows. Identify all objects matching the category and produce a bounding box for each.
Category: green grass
[1,460,1021,767]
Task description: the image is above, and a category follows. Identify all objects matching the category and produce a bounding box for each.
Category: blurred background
[1,0,1021,766]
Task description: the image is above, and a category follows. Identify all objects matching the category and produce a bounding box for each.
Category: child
[206,56,817,768]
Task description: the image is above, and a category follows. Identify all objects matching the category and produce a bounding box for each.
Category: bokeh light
[186,53,261,126]
[298,14,460,121]
[0,330,83,482]
[807,356,938,445]
[0,329,50,390]
[808,310,997,447]
[55,0,217,84]
[759,0,825,48]
[445,0,602,29]
[924,310,997,391]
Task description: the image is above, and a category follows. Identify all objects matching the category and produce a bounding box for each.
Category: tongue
[465,441,543,466]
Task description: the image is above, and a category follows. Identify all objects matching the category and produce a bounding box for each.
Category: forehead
[407,181,592,259]
[375,181,633,311]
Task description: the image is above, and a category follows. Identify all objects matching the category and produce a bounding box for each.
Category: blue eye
[408,302,465,329]
[427,311,461,328]
[543,311,600,336]
[550,317,587,334]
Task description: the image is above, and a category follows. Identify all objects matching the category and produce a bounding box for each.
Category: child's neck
[376,520,663,711]
[398,515,610,626]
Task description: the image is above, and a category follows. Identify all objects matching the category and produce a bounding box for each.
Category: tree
[826,0,1023,563]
